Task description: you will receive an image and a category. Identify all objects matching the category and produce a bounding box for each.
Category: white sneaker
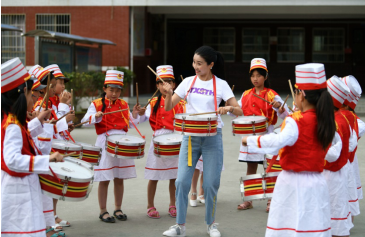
[163,224,186,236]
[190,192,197,207]
[197,195,205,204]
[207,223,221,237]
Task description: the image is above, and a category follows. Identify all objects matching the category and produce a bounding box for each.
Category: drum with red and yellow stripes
[240,172,280,201]
[174,113,218,136]
[76,141,102,165]
[106,135,146,159]
[153,133,183,158]
[39,157,94,201]
[52,139,82,159]
[265,154,282,173]
[232,116,267,136]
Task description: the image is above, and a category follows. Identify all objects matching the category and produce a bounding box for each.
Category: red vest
[279,109,329,172]
[49,96,59,108]
[1,114,37,177]
[241,88,278,126]
[339,109,358,163]
[324,112,350,172]
[148,97,185,131]
[92,97,129,135]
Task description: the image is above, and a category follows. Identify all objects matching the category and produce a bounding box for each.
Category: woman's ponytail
[305,89,336,149]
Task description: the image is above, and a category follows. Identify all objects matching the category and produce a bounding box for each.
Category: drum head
[153,134,183,145]
[232,115,267,124]
[76,141,101,151]
[175,113,218,121]
[49,157,93,182]
[52,140,82,151]
[107,135,146,146]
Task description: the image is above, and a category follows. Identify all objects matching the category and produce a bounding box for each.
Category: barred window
[242,28,270,62]
[204,27,235,62]
[277,28,305,62]
[313,28,344,63]
[36,14,70,33]
[1,14,26,64]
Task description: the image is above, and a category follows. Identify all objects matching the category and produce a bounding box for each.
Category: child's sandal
[266,200,271,213]
[237,201,253,210]
[147,207,161,219]
[168,206,177,218]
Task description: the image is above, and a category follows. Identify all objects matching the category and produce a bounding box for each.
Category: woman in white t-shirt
[161,46,243,237]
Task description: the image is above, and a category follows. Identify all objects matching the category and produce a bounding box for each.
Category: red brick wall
[2,6,130,67]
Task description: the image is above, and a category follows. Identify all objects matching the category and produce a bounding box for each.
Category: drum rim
[232,115,267,124]
[42,190,89,202]
[241,193,273,201]
[106,135,146,146]
[173,131,218,137]
[175,113,218,121]
[153,134,183,145]
[106,152,144,159]
[76,141,102,151]
[241,173,263,180]
[232,131,267,136]
[48,157,93,182]
[52,142,83,151]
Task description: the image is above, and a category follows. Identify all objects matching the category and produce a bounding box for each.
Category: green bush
[64,67,135,109]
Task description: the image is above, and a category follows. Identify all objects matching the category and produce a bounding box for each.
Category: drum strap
[184,75,217,166]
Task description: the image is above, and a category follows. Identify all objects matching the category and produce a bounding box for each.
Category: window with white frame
[203,27,235,62]
[313,28,344,63]
[277,28,305,62]
[36,14,70,33]
[1,14,26,64]
[242,28,270,62]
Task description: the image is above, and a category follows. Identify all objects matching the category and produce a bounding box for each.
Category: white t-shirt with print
[174,75,234,128]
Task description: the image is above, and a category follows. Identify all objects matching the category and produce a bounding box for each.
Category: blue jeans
[175,128,223,225]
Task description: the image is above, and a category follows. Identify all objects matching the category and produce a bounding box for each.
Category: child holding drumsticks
[139,65,186,219]
[81,70,141,223]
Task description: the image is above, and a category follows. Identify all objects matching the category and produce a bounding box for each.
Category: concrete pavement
[56,114,365,237]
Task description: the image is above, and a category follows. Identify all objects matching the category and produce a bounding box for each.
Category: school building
[2,1,365,94]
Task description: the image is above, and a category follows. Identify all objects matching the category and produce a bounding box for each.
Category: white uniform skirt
[1,171,46,237]
[344,161,360,216]
[265,170,331,237]
[93,129,137,182]
[353,154,363,199]
[144,129,179,180]
[42,194,55,227]
[323,168,353,236]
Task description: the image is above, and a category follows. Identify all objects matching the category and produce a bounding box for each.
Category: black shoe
[99,212,115,223]
[113,210,127,221]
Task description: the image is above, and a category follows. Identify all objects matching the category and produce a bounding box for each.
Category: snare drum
[153,133,183,158]
[174,113,218,136]
[76,141,102,165]
[239,172,280,201]
[52,139,82,159]
[39,157,94,201]
[232,116,267,136]
[106,135,146,159]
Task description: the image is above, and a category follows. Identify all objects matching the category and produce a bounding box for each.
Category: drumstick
[71,89,74,110]
[147,65,165,83]
[103,108,129,115]
[280,95,290,110]
[55,111,71,122]
[45,75,51,111]
[180,75,184,81]
[73,120,90,128]
[189,111,217,116]
[288,79,295,102]
[62,152,77,158]
[38,84,52,112]
[253,93,271,104]
[136,82,139,105]
[287,105,294,113]
[225,85,235,106]
[144,88,159,108]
